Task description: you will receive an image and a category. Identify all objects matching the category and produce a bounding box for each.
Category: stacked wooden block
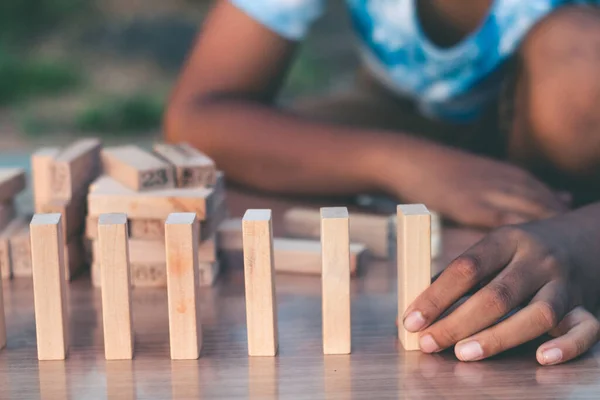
[2,139,101,281]
[86,143,226,288]
[0,169,27,280]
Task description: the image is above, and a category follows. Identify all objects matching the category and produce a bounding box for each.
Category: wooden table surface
[1,189,599,400]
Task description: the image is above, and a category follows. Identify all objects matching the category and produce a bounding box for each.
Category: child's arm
[165,0,567,228]
[403,202,600,365]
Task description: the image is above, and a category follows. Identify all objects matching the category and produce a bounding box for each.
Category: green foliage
[75,94,165,134]
[0,0,89,44]
[0,49,81,105]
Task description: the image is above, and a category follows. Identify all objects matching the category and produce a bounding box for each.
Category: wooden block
[284,207,389,258]
[102,145,176,191]
[284,207,443,260]
[388,211,441,260]
[98,213,134,360]
[92,260,219,288]
[0,218,26,279]
[274,238,366,276]
[52,138,102,201]
[218,218,367,275]
[320,207,351,355]
[88,176,215,220]
[165,213,202,360]
[242,210,278,356]
[93,235,216,264]
[397,204,431,351]
[153,143,217,188]
[32,147,61,209]
[0,168,26,204]
[10,222,32,277]
[29,213,69,360]
[88,200,227,241]
[0,201,16,233]
[37,189,87,242]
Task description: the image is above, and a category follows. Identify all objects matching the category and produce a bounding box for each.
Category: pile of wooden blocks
[3,139,104,282]
[86,143,226,288]
[0,168,27,280]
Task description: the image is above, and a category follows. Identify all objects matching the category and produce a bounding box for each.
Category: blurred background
[0,0,358,152]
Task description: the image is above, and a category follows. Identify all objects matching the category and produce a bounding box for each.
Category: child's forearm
[164,97,425,197]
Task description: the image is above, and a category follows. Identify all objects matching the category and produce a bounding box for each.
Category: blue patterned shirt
[230,0,594,121]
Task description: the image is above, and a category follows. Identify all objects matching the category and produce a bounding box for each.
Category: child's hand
[402,220,600,365]
[391,145,570,228]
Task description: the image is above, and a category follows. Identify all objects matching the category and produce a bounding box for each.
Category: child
[165,0,600,364]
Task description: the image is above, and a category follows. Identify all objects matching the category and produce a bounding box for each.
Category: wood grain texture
[29,213,68,360]
[0,190,598,398]
[0,197,598,398]
[98,213,134,360]
[219,219,366,275]
[165,213,202,360]
[242,209,278,356]
[86,201,226,242]
[91,234,216,266]
[31,147,60,209]
[88,176,215,220]
[320,207,351,355]
[0,169,26,204]
[286,207,389,258]
[153,143,217,188]
[102,145,175,191]
[51,138,102,201]
[397,204,431,351]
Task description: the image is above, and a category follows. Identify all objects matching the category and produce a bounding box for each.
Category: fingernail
[419,334,440,353]
[404,311,426,332]
[456,341,484,361]
[541,348,563,365]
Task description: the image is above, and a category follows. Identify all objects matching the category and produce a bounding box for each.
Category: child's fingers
[536,307,600,366]
[454,281,568,362]
[402,231,515,333]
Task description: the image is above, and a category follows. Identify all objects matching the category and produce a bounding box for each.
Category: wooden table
[0,190,599,399]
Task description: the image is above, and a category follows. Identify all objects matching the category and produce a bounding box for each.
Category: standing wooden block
[320,207,351,355]
[242,210,278,357]
[29,213,69,360]
[102,145,175,191]
[153,143,217,187]
[52,138,102,201]
[31,148,60,209]
[165,213,202,360]
[0,168,26,204]
[397,204,431,351]
[98,213,134,360]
